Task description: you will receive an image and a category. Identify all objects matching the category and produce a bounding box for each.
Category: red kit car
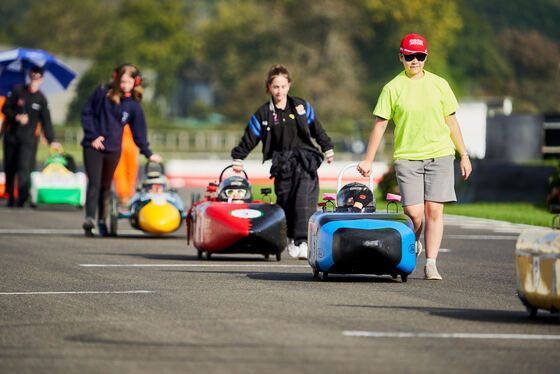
[187,166,287,260]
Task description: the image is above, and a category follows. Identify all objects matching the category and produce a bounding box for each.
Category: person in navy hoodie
[80,63,162,236]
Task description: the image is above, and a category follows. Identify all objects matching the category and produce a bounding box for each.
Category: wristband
[460,151,468,157]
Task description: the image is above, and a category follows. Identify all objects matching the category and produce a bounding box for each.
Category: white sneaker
[287,239,299,258]
[297,242,308,260]
[424,261,442,280]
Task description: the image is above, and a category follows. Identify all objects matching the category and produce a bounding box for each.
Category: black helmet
[217,175,253,202]
[336,182,375,212]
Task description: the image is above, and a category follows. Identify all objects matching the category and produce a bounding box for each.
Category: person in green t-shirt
[357,33,472,280]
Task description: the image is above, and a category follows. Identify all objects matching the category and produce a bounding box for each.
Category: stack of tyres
[515,228,560,317]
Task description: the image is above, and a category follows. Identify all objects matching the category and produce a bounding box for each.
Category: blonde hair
[107,63,143,104]
[265,64,291,93]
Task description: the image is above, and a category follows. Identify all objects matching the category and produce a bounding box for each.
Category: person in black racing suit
[231,64,334,259]
[2,66,62,207]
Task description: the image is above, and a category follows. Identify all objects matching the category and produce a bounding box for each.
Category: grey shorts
[394,156,457,207]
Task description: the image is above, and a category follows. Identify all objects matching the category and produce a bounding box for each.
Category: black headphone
[113,63,142,87]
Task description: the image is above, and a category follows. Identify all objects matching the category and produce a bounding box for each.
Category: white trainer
[424,261,443,280]
[287,239,299,258]
[297,242,308,260]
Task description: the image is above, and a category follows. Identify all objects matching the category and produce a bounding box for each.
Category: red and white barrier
[165,159,389,189]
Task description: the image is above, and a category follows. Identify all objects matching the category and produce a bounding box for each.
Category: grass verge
[252,184,551,228]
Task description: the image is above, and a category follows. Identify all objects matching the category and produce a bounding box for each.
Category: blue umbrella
[0,47,77,96]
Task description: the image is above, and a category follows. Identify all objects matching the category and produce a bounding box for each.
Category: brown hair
[265,64,291,93]
[107,63,143,104]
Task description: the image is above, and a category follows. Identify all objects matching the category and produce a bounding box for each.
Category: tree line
[1,0,559,131]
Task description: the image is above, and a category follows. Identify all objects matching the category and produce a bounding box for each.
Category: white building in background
[44,55,90,124]
[44,57,152,125]
[456,101,488,159]
[455,97,513,160]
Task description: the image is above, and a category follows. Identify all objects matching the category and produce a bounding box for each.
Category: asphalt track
[1,190,559,374]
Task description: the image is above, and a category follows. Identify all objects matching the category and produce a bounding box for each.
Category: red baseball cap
[400,34,428,55]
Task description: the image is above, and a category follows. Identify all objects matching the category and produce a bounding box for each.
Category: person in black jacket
[231,64,334,259]
[80,63,161,236]
[2,66,62,207]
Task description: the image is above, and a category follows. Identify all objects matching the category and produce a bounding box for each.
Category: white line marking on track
[79,264,309,268]
[0,229,84,235]
[438,248,452,253]
[446,234,518,240]
[492,228,531,234]
[0,290,153,295]
[343,331,560,340]
[0,229,138,235]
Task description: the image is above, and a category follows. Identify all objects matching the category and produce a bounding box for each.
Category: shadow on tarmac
[248,272,400,283]
[101,253,283,262]
[162,269,311,280]
[101,253,197,261]
[65,332,268,348]
[102,233,186,239]
[333,304,560,324]
[31,204,83,211]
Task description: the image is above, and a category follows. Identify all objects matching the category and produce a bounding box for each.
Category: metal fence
[58,128,242,152]
[55,127,393,159]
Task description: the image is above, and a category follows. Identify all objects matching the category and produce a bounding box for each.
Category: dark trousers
[274,164,319,245]
[83,147,120,221]
[3,135,38,205]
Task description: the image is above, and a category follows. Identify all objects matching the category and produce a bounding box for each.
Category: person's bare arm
[357,117,388,177]
[446,114,472,180]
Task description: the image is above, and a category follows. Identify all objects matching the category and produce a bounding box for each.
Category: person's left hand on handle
[325,150,334,164]
[232,159,244,173]
[357,160,372,177]
[149,153,163,164]
[91,136,105,150]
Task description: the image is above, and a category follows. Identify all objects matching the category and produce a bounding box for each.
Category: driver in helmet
[143,173,167,193]
[337,182,374,212]
[224,188,247,202]
[217,176,252,203]
[147,182,164,193]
